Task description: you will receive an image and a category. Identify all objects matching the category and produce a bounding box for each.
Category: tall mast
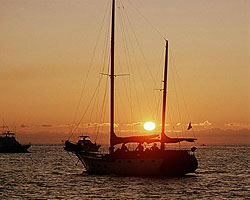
[110,0,115,150]
[161,40,168,150]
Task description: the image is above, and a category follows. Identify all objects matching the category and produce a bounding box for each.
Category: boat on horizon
[65,0,198,176]
[0,130,31,153]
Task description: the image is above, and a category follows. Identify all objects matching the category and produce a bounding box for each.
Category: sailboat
[65,0,198,176]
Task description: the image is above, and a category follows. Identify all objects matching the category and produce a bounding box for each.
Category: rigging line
[126,0,167,41]
[120,5,155,119]
[154,48,165,119]
[170,57,183,137]
[167,100,179,138]
[169,53,186,138]
[95,20,110,142]
[95,0,111,136]
[116,2,135,127]
[69,1,110,136]
[70,76,104,136]
[91,78,107,137]
[100,3,112,75]
[154,87,162,126]
[128,75,134,133]
[115,91,120,133]
[116,7,132,125]
[71,78,101,135]
[94,73,109,140]
[117,4,133,101]
[123,1,167,120]
[169,51,196,138]
[170,51,192,121]
[95,47,111,142]
[122,2,158,88]
[116,54,130,124]
[118,14,136,126]
[121,3,163,121]
[118,5,142,120]
[85,80,100,136]
[116,80,130,124]
[2,119,9,131]
[117,5,132,96]
[95,74,109,143]
[94,13,111,140]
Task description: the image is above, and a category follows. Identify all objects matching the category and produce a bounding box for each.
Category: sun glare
[143,122,156,131]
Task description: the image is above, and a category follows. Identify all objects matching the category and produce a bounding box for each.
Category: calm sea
[0,145,249,199]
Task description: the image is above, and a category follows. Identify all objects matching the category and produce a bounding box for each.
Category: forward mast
[161,40,168,150]
[110,0,115,150]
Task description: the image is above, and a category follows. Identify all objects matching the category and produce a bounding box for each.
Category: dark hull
[0,144,31,153]
[76,150,198,176]
[64,140,100,153]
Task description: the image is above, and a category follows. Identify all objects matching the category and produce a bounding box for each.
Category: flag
[187,122,192,130]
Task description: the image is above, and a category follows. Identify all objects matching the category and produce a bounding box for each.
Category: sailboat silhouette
[65,0,198,176]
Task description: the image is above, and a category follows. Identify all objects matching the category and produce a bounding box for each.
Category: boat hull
[0,144,31,153]
[64,140,100,153]
[77,150,198,176]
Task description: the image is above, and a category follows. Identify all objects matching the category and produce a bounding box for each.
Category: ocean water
[0,145,249,199]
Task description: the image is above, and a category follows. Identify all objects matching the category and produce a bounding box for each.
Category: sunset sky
[0,0,249,144]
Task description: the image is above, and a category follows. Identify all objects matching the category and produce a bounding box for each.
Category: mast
[110,0,115,150]
[161,40,168,150]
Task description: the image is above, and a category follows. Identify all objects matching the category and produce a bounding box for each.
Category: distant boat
[65,0,198,176]
[0,131,31,153]
[65,136,100,153]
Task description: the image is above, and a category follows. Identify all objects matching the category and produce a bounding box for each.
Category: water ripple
[0,145,249,199]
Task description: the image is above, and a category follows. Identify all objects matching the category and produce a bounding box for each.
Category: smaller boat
[64,136,101,153]
[0,131,31,153]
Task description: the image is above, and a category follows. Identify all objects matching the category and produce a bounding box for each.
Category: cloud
[163,121,212,131]
[41,124,53,127]
[18,124,69,129]
[200,120,212,126]
[225,122,250,129]
[119,129,144,133]
[14,125,250,145]
[125,122,142,127]
[53,124,70,128]
[192,120,212,127]
[81,122,119,128]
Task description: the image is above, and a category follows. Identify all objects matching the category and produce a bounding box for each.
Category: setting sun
[143,122,156,131]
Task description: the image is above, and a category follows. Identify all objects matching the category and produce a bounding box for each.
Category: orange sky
[0,0,249,144]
